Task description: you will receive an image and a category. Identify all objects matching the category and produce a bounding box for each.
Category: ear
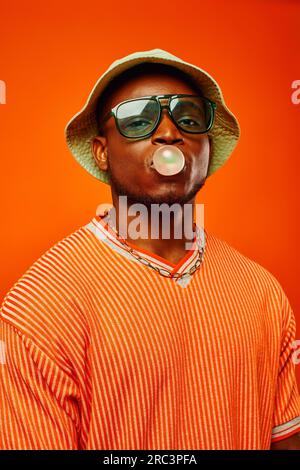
[91,136,109,171]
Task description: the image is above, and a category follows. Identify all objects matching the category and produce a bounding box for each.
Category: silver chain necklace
[101,210,206,279]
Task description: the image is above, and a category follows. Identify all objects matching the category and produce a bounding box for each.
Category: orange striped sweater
[0,213,300,449]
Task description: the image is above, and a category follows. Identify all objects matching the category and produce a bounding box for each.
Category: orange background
[0,0,299,385]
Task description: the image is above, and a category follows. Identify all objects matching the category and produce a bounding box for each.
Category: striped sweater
[0,213,299,449]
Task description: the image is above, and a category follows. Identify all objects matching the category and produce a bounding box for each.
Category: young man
[1,48,300,450]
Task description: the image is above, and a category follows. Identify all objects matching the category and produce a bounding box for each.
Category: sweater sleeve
[0,245,86,450]
[270,290,300,443]
[0,318,81,449]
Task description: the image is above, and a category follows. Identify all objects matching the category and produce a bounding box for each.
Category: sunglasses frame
[99,94,217,139]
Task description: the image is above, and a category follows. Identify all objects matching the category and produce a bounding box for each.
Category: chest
[88,278,279,389]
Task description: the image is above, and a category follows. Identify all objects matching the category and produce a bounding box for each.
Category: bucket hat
[65,48,240,185]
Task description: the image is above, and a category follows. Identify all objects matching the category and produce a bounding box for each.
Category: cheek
[191,137,211,175]
[106,135,149,179]
[105,137,132,174]
[107,146,145,185]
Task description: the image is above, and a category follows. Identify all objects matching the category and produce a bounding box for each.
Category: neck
[108,192,197,265]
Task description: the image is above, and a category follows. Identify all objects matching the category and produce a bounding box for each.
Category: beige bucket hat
[65,48,240,185]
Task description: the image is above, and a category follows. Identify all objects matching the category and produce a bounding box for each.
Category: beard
[108,171,207,208]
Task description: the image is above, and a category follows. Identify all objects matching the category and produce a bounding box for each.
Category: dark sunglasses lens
[171,97,213,132]
[116,99,159,137]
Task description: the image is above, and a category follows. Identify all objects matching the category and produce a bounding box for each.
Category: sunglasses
[99,94,217,139]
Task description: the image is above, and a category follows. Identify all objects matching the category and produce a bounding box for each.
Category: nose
[151,108,184,145]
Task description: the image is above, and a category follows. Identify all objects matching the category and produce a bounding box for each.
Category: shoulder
[204,229,289,312]
[0,222,95,355]
[2,223,92,304]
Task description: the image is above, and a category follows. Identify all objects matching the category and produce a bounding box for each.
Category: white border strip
[271,415,300,438]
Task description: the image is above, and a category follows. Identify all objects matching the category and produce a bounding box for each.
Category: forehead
[99,64,201,115]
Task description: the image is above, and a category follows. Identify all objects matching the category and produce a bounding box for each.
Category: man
[1,48,300,450]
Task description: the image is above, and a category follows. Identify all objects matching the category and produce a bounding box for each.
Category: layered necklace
[101,209,206,280]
